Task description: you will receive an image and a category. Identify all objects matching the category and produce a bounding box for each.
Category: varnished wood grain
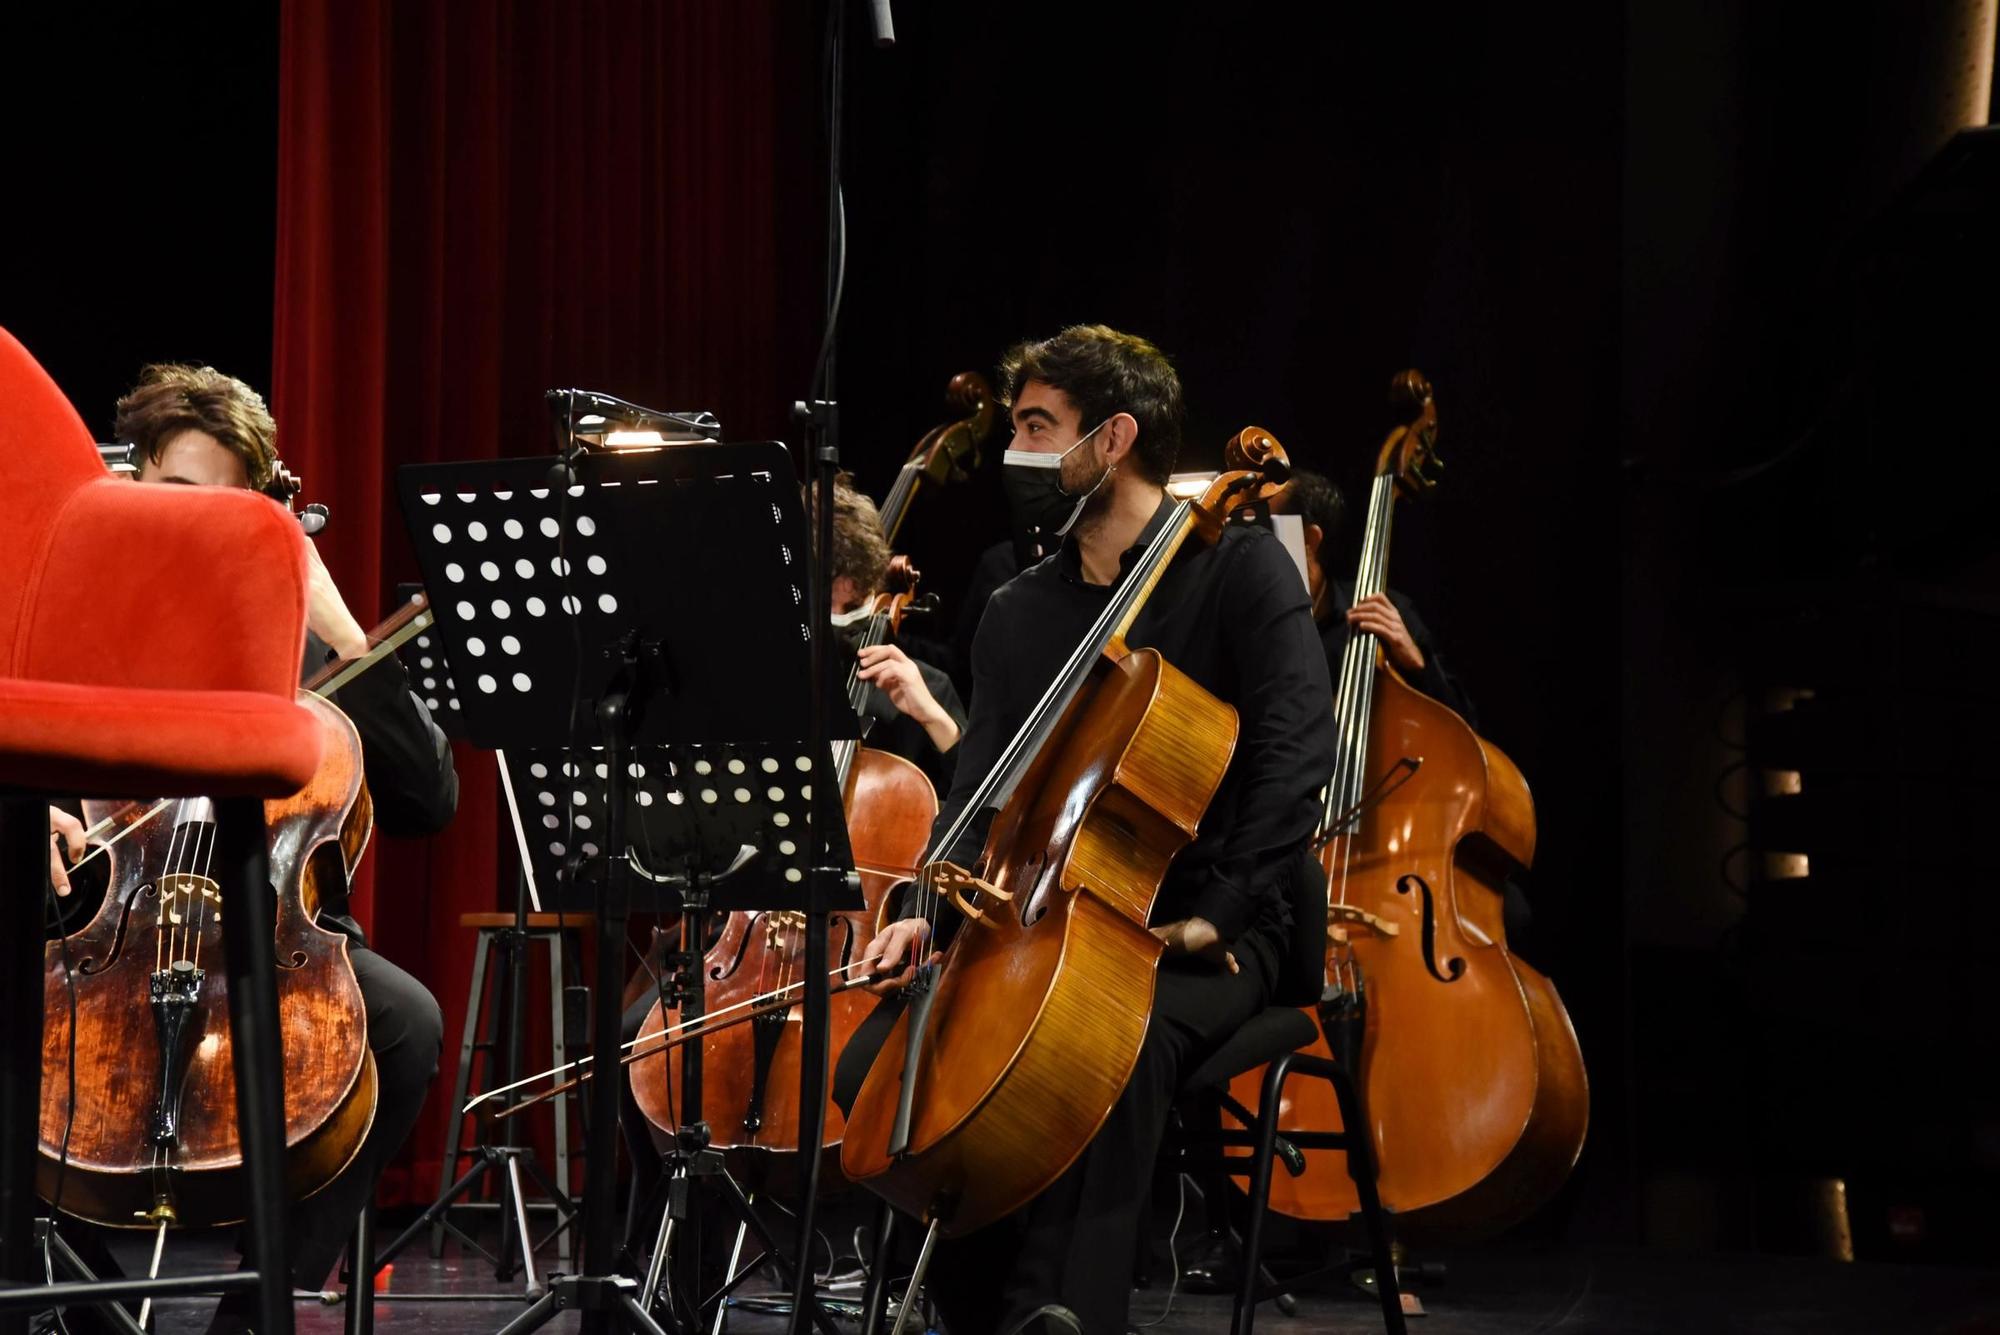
[843,650,1242,1236]
[37,692,378,1227]
[1230,665,1589,1235]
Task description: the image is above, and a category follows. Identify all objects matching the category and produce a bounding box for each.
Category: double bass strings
[1328,472,1397,914]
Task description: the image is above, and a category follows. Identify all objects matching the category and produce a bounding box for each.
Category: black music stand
[397,443,860,1335]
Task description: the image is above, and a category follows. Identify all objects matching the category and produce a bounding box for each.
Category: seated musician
[45,364,454,1335]
[1264,466,1538,960]
[612,476,966,1185]
[826,474,966,790]
[836,325,1338,1335]
[1269,466,1476,725]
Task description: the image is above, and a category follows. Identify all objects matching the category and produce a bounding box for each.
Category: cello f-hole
[1396,873,1466,984]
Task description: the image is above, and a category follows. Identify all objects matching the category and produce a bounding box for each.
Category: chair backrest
[0,326,310,700]
[0,328,106,657]
[1272,845,1329,1008]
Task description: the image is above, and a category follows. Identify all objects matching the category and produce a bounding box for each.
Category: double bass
[626,374,994,1159]
[841,431,1291,1235]
[1228,373,1588,1232]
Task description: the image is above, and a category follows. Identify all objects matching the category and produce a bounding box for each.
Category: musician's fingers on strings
[862,917,933,994]
[48,805,87,896]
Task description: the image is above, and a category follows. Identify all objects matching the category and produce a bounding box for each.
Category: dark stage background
[6,0,1999,1267]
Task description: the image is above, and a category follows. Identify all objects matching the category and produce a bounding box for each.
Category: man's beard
[1061,457,1117,543]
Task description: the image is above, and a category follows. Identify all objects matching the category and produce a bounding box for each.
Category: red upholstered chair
[0,327,324,1335]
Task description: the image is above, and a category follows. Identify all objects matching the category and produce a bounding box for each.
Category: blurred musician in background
[44,364,455,1335]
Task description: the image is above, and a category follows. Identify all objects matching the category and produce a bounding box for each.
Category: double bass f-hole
[1395,873,1466,984]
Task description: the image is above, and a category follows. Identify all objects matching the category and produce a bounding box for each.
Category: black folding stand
[397,441,860,1335]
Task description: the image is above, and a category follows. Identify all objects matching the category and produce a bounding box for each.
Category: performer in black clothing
[45,365,453,1334]
[836,325,1338,1335]
[1269,466,1477,726]
[613,476,967,1188]
[1266,466,1538,963]
[826,475,967,793]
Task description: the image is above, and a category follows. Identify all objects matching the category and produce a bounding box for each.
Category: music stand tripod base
[397,444,860,1335]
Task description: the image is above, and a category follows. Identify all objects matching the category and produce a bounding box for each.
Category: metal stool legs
[343,1207,375,1335]
[0,799,48,1335]
[430,924,576,1266]
[216,796,296,1335]
[1232,1050,1406,1335]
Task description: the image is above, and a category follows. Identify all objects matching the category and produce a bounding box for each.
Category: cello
[625,376,994,1160]
[37,477,432,1233]
[38,694,377,1230]
[1227,372,1588,1232]
[840,431,1292,1237]
[625,584,938,1160]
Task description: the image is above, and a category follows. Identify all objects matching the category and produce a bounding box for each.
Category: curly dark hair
[997,324,1184,484]
[805,473,892,596]
[114,363,278,490]
[1271,467,1347,574]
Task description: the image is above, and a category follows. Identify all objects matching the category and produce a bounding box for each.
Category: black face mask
[1002,418,1112,565]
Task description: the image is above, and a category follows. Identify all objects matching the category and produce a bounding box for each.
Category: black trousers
[287,942,443,1289]
[833,941,1276,1335]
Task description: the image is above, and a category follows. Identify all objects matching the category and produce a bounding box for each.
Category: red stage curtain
[273,0,814,1202]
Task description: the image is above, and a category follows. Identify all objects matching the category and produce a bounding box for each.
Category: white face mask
[1002,418,1114,558]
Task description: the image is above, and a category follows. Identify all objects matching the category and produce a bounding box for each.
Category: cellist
[612,474,968,1180]
[837,325,1337,1335]
[44,364,454,1335]
[825,474,967,792]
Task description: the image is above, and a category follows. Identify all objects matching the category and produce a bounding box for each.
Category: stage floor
[98,1227,2000,1334]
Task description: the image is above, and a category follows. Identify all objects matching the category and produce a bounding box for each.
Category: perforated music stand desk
[396,443,859,1332]
[395,444,859,913]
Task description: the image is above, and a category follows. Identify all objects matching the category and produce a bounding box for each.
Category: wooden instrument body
[842,647,1238,1234]
[38,692,378,1227]
[630,745,937,1157]
[1230,662,1587,1232]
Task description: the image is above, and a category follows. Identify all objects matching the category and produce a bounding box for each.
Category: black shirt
[1317,582,1477,729]
[306,632,459,937]
[844,636,967,795]
[924,496,1337,957]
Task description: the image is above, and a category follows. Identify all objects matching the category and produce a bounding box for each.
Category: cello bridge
[158,873,221,926]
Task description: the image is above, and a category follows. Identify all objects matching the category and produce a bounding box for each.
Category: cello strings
[188,807,219,975]
[156,800,193,973]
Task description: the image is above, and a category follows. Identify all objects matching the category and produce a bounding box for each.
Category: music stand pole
[579,635,650,1332]
[397,440,862,1335]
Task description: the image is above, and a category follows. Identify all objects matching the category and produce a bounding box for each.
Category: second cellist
[836,325,1338,1335]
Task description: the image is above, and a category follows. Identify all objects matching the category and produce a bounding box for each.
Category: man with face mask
[834,325,1338,1335]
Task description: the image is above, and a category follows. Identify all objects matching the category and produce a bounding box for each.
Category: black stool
[1176,1004,1406,1335]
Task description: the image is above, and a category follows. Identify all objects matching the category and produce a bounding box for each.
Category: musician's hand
[1151,916,1239,974]
[1346,594,1425,674]
[856,644,960,752]
[303,538,370,661]
[860,916,940,995]
[48,806,86,898]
